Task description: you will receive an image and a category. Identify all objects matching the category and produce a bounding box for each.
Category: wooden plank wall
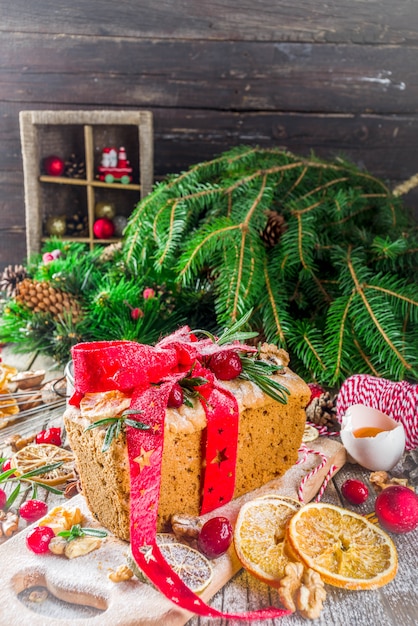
[1,0,418,266]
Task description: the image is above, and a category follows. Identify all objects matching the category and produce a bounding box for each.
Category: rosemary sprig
[192,309,258,346]
[178,374,209,407]
[0,461,66,510]
[57,523,108,541]
[84,410,150,452]
[239,356,290,405]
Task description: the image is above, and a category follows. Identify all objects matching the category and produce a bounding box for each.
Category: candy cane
[297,444,337,503]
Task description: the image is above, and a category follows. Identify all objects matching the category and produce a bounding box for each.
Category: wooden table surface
[0,346,417,626]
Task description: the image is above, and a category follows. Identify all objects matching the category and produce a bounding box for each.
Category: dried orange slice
[302,424,319,443]
[127,541,213,594]
[286,502,398,590]
[255,494,302,508]
[11,443,76,486]
[233,497,299,587]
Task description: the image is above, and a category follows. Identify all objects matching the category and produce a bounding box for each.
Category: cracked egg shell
[340,404,405,471]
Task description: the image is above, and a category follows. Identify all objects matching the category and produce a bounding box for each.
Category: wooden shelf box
[19,110,154,257]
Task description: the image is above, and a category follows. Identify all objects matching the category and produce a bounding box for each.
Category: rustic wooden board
[2,0,418,45]
[0,438,345,626]
[1,34,417,115]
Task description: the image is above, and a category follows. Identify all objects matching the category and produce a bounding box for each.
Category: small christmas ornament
[42,249,61,264]
[97,146,133,184]
[43,155,65,177]
[64,153,86,179]
[95,202,116,220]
[113,215,127,237]
[46,216,66,236]
[93,217,115,239]
[375,485,418,534]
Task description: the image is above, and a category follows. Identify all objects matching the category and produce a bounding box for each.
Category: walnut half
[278,561,326,620]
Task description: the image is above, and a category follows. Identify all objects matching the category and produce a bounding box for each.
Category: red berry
[0,488,7,510]
[1,458,13,475]
[19,500,48,523]
[167,383,184,408]
[341,479,369,505]
[197,516,233,559]
[36,427,62,446]
[306,383,325,407]
[26,525,55,554]
[208,351,243,381]
[375,485,418,534]
[131,307,144,320]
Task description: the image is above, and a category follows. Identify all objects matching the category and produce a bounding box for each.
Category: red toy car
[97,146,133,184]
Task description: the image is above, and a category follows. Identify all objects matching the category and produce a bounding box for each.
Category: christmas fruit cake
[64,330,310,542]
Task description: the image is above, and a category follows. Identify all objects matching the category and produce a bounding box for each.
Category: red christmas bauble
[43,155,65,176]
[93,217,115,239]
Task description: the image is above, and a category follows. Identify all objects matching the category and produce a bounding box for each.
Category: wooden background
[1,0,418,267]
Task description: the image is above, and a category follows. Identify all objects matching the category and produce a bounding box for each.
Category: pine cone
[66,211,89,237]
[15,279,82,324]
[261,210,287,247]
[0,264,28,298]
[305,391,340,432]
[98,242,122,263]
[64,154,86,179]
[399,449,418,487]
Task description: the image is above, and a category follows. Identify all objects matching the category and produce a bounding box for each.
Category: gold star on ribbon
[134,447,154,471]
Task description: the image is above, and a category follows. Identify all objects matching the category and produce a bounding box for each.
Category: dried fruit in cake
[375,485,418,534]
[11,444,76,486]
[233,497,300,586]
[128,541,213,594]
[286,503,398,589]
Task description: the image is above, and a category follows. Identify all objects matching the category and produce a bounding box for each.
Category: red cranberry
[36,427,62,447]
[0,488,7,510]
[1,458,14,476]
[19,500,49,523]
[341,479,369,505]
[375,485,418,534]
[197,516,233,559]
[26,526,55,554]
[208,351,242,380]
[167,383,184,408]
